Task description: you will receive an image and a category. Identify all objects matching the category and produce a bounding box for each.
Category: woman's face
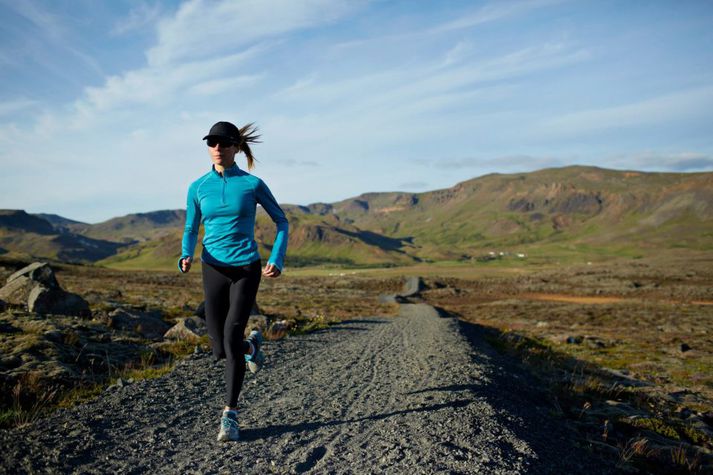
[207,140,238,168]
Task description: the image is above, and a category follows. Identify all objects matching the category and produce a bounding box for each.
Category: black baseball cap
[203,121,242,143]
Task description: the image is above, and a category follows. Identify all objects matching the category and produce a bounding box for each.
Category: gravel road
[1,303,615,474]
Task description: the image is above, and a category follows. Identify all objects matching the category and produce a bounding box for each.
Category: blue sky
[1,0,712,223]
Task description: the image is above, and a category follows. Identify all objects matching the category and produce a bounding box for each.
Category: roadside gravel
[0,303,614,474]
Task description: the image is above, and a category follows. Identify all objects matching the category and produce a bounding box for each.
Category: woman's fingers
[262,263,281,278]
[181,257,192,273]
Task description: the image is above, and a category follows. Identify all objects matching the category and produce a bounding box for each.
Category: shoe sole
[247,351,264,373]
[246,331,264,373]
[217,433,240,442]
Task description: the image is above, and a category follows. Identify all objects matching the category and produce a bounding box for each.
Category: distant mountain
[317,166,713,259]
[34,213,87,227]
[0,210,125,262]
[3,166,711,268]
[98,207,417,270]
[80,210,186,243]
[0,210,56,235]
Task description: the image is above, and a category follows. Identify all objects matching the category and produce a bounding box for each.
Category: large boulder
[164,316,207,343]
[108,308,171,341]
[27,286,91,317]
[7,262,60,288]
[0,262,60,305]
[0,262,90,317]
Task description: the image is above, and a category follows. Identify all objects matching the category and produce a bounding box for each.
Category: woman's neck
[214,160,235,175]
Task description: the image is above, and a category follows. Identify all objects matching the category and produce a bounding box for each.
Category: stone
[0,276,36,306]
[267,319,293,338]
[163,316,207,343]
[6,262,60,288]
[28,285,91,317]
[583,335,608,349]
[378,294,398,304]
[108,308,171,341]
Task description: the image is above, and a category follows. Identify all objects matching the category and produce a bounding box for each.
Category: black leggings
[201,259,262,407]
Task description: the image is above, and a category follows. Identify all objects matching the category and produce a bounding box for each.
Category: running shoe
[245,330,264,374]
[217,410,239,442]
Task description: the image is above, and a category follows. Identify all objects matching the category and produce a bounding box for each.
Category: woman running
[178,121,288,442]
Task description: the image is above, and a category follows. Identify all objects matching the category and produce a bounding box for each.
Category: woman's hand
[262,263,281,278]
[180,257,193,273]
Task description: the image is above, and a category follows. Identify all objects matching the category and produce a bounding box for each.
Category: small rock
[378,294,398,304]
[680,343,691,352]
[566,335,583,344]
[109,308,171,341]
[164,316,207,343]
[43,330,63,342]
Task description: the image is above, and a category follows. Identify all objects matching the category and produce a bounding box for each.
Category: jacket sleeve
[255,178,289,271]
[178,183,201,273]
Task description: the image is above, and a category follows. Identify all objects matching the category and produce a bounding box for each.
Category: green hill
[3,166,711,269]
[0,210,125,262]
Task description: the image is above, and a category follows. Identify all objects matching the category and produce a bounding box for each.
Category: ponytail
[238,123,261,170]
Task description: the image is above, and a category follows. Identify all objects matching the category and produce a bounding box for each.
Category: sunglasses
[206,138,236,148]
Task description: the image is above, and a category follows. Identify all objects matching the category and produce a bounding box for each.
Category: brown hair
[238,123,261,170]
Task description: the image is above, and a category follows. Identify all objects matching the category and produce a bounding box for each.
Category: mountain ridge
[1,166,710,268]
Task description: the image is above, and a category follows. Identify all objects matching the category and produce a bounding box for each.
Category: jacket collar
[211,162,241,178]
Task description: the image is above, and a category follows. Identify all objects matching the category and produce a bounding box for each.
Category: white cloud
[275,41,588,122]
[111,2,163,36]
[537,85,713,136]
[13,0,359,132]
[0,98,39,117]
[1,0,104,77]
[603,151,713,172]
[441,41,473,67]
[430,0,566,34]
[1,0,65,40]
[414,154,565,171]
[147,0,356,67]
[332,0,565,52]
[188,74,264,96]
[69,47,264,129]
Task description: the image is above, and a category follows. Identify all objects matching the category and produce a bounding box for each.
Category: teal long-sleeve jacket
[178,163,288,272]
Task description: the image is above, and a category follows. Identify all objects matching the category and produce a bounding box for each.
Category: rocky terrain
[0,296,617,474]
[1,254,712,473]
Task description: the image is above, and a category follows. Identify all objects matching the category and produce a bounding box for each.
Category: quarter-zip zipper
[222,174,226,205]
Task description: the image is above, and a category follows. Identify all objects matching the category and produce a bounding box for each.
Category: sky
[1,0,712,224]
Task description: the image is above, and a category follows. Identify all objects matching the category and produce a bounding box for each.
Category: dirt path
[1,304,615,474]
